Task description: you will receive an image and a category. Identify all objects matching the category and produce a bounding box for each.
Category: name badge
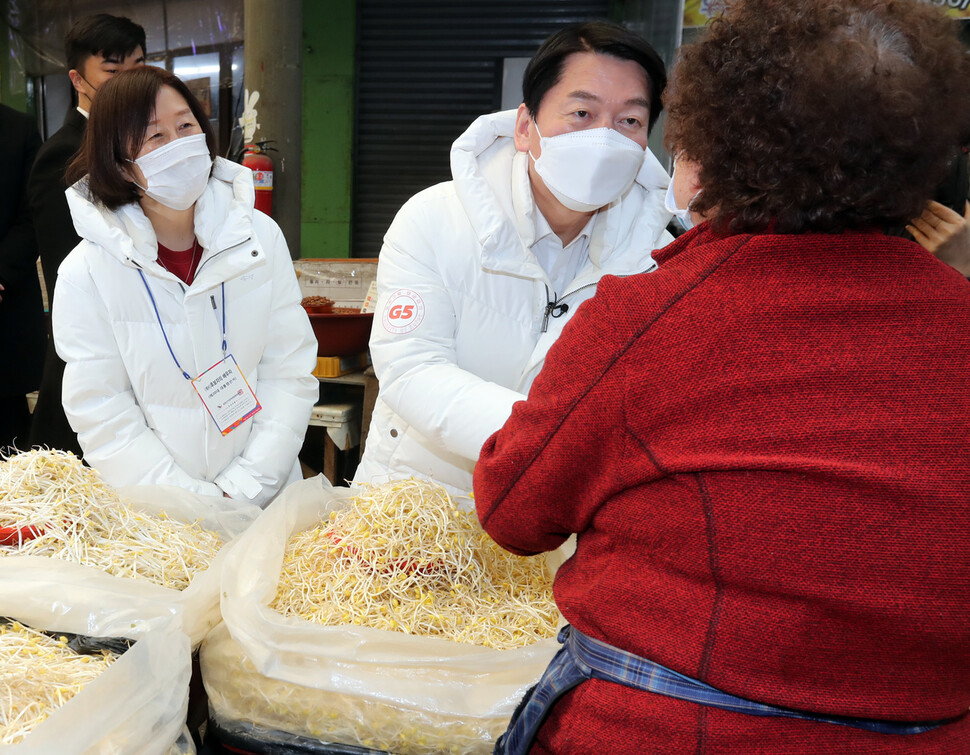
[192,355,261,435]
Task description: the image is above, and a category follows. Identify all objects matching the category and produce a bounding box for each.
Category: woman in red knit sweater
[474,1,970,753]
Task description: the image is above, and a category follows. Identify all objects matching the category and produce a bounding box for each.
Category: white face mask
[131,133,212,211]
[664,160,702,231]
[530,122,646,213]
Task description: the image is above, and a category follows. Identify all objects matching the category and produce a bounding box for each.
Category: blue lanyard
[138,269,226,380]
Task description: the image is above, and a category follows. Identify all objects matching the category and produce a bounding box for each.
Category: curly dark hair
[663,0,970,234]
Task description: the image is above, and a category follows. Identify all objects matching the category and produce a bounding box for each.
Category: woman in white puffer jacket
[53,66,317,508]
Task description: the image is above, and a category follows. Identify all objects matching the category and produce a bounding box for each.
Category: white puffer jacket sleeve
[369,191,525,464]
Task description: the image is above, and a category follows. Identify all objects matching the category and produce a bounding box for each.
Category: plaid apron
[496,625,958,755]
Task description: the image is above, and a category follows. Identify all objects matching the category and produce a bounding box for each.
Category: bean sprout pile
[0,621,118,745]
[0,449,224,590]
[269,478,560,650]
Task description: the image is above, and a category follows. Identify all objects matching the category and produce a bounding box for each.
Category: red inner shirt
[157,239,201,285]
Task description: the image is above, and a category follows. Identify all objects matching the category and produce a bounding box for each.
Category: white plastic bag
[0,484,258,646]
[207,475,561,754]
[1,614,191,755]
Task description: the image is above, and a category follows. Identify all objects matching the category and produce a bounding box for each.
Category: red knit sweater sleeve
[474,276,661,555]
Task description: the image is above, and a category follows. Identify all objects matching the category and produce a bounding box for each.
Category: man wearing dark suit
[27,14,145,455]
[0,104,43,455]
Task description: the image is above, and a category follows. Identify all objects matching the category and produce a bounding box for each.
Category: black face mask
[75,72,99,97]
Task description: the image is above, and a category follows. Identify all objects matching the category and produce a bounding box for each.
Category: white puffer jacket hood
[449,109,671,282]
[67,157,261,286]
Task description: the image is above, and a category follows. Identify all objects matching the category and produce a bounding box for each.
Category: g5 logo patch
[382,289,426,334]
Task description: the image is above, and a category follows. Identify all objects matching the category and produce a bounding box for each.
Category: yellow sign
[923,0,970,18]
[683,0,713,28]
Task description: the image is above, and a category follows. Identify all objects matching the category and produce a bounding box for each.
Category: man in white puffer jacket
[355,22,674,495]
[54,157,318,507]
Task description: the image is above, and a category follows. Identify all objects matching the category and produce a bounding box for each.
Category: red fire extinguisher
[242,141,275,216]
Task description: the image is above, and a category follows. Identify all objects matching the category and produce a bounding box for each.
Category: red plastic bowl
[307,310,374,357]
[0,524,44,546]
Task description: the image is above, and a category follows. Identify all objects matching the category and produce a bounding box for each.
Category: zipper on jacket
[192,236,254,278]
[541,281,598,333]
[131,235,254,292]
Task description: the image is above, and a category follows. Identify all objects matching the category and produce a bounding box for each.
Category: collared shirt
[510,153,596,298]
[532,208,595,299]
[77,107,89,119]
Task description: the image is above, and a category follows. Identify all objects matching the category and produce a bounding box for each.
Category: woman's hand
[907,200,970,276]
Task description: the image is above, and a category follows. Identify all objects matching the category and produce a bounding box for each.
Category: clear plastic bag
[0,484,259,646]
[166,727,197,755]
[206,475,562,755]
[1,615,191,754]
